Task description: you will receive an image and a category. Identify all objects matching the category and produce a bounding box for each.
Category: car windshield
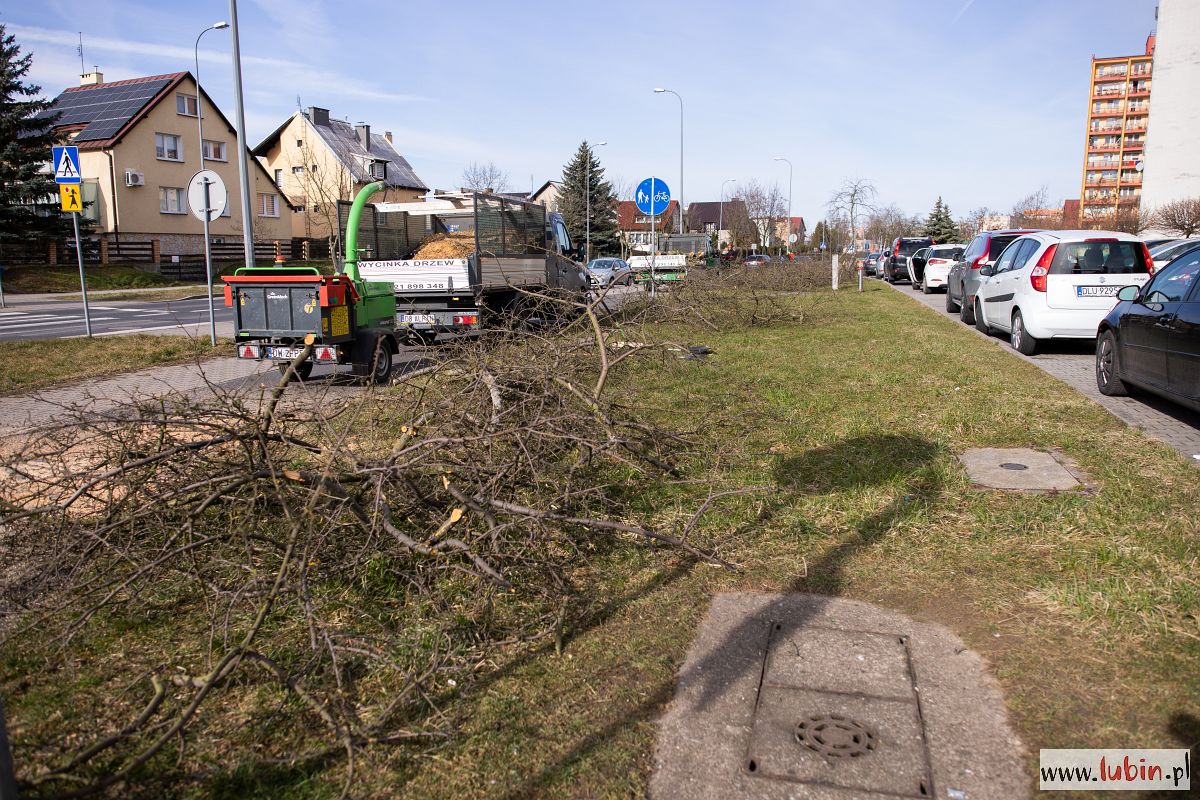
[929,247,964,260]
[587,259,617,270]
[1050,240,1149,275]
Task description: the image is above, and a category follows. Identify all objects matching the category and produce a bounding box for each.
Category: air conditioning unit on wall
[124,169,145,187]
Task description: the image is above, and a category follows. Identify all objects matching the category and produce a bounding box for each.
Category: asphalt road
[0,294,234,341]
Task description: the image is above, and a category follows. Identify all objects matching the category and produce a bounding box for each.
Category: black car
[880,237,933,283]
[1096,245,1200,412]
[863,251,882,276]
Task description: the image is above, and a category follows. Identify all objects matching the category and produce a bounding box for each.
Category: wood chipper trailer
[224,181,399,382]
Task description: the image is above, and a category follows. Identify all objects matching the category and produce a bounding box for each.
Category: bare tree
[461,161,511,193]
[281,138,353,250]
[1010,186,1050,229]
[1153,198,1200,237]
[826,178,877,250]
[733,180,787,249]
[864,204,915,250]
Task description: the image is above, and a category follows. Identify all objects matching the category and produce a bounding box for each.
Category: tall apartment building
[1079,35,1155,224]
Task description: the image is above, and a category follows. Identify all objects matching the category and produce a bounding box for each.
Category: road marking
[63,322,228,338]
[0,317,117,330]
[0,314,62,322]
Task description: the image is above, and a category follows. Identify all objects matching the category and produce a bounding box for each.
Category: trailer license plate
[268,347,306,360]
[398,314,436,325]
[1076,285,1120,297]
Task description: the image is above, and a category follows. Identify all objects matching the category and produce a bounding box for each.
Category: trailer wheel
[279,360,313,381]
[369,336,393,385]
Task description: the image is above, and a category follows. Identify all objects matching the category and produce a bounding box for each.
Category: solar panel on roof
[49,78,173,141]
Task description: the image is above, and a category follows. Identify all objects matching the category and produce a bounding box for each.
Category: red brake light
[971,255,987,270]
[1140,242,1154,273]
[1030,244,1057,292]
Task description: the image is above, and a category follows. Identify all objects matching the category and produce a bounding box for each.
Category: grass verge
[3,283,1197,798]
[1,265,182,293]
[0,335,228,394]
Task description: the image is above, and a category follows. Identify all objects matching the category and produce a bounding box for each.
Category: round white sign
[788,233,799,244]
[188,169,228,222]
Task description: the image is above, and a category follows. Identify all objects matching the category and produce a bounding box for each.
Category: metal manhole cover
[999,462,1028,471]
[794,714,876,758]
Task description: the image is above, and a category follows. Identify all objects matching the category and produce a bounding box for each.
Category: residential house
[42,70,291,254]
[772,216,807,248]
[686,200,753,248]
[532,180,562,212]
[618,200,679,253]
[254,107,428,240]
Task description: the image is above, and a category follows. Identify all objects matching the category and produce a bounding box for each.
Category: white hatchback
[972,231,1153,355]
[917,244,965,294]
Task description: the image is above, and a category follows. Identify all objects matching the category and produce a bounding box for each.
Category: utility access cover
[745,624,932,796]
[958,448,1082,492]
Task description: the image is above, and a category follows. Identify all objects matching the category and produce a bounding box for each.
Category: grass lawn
[0,264,183,293]
[4,284,1197,798]
[0,335,228,394]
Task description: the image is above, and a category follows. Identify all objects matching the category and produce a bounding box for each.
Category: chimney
[1145,32,1156,56]
[80,69,104,86]
[384,131,393,144]
[354,123,371,150]
[308,106,329,126]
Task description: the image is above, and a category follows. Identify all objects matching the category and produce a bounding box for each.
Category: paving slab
[957,448,1084,492]
[651,593,1030,800]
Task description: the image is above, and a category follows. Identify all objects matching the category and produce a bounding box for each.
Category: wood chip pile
[412,232,474,259]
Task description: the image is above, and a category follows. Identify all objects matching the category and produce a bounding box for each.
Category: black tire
[1095,329,1129,396]
[959,293,976,325]
[1010,310,1038,355]
[279,359,313,381]
[369,338,393,385]
[945,285,960,312]
[974,300,991,334]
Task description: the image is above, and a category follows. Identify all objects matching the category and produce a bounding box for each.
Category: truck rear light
[452,315,478,326]
[1030,245,1057,292]
[237,344,259,359]
[314,346,338,362]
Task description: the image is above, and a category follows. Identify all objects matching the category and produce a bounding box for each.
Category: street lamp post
[653,88,683,235]
[718,177,735,256]
[585,140,607,264]
[195,21,228,347]
[773,156,793,256]
[227,0,255,270]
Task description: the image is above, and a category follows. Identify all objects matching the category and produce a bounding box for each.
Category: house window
[202,139,226,161]
[274,169,283,188]
[368,160,387,180]
[159,187,186,214]
[176,94,199,117]
[292,165,305,174]
[295,205,306,213]
[296,138,303,148]
[258,193,279,217]
[155,133,182,161]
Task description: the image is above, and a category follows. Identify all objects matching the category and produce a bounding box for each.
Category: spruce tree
[808,221,827,250]
[558,141,619,259]
[0,26,70,242]
[922,197,958,243]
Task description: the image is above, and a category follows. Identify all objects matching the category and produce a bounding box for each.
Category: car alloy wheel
[1095,330,1129,396]
[1097,336,1114,386]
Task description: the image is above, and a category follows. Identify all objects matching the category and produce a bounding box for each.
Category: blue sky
[5,0,1159,225]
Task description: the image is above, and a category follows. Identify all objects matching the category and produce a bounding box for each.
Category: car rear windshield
[929,247,963,260]
[895,239,931,257]
[1049,240,1149,275]
[986,235,1020,258]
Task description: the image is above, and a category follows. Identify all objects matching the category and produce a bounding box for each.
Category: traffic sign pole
[72,212,92,337]
[650,177,656,299]
[202,177,217,346]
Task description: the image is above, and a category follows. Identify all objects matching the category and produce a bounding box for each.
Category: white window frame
[257,192,280,218]
[159,187,186,215]
[176,94,199,117]
[155,133,183,162]
[202,139,226,161]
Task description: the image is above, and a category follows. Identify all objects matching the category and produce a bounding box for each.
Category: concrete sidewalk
[0,357,273,434]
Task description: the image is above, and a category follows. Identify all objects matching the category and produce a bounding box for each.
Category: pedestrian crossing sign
[52,145,82,184]
[59,184,82,212]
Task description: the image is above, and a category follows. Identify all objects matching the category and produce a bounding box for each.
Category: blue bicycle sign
[635,177,671,216]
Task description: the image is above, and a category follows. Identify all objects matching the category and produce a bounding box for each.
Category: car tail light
[971,255,987,270]
[1140,242,1154,273]
[1030,244,1057,292]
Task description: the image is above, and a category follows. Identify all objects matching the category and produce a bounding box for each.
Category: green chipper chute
[221,181,399,383]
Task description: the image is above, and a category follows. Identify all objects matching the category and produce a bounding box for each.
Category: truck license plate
[398,314,436,324]
[268,347,305,360]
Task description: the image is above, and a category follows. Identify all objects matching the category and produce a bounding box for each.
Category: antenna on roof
[77,33,84,75]
[296,94,301,111]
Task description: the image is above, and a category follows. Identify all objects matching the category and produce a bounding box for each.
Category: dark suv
[881,237,934,283]
[945,229,1038,324]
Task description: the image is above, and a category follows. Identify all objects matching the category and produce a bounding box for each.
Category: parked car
[1141,237,1177,251]
[905,247,930,288]
[743,253,772,267]
[1096,244,1200,411]
[1148,238,1200,272]
[863,251,882,276]
[945,229,1037,323]
[972,231,1153,355]
[881,237,933,283]
[585,257,633,288]
[914,244,964,294]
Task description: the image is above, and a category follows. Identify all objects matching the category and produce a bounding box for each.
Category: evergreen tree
[922,197,958,243]
[0,26,70,242]
[558,141,619,259]
[808,221,827,250]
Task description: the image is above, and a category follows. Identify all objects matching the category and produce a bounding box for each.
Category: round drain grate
[999,462,1029,471]
[794,714,876,758]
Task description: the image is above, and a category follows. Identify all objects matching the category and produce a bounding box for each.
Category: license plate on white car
[268,346,305,360]
[1076,285,1120,297]
[398,314,436,325]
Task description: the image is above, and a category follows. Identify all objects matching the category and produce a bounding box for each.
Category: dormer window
[368,160,387,180]
[176,94,199,117]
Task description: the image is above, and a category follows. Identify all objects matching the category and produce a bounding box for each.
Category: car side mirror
[1117,285,1139,302]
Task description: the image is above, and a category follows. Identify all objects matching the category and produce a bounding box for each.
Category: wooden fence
[0,238,331,274]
